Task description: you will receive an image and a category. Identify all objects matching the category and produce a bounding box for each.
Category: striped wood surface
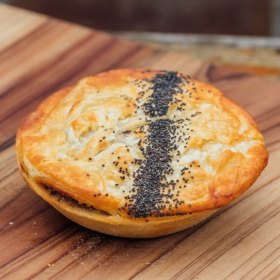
[0,4,280,280]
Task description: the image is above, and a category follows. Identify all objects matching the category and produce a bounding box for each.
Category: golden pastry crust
[16,69,268,237]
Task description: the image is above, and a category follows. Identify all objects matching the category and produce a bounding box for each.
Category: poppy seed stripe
[128,71,184,218]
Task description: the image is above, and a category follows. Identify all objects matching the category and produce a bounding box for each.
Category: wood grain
[0,4,279,280]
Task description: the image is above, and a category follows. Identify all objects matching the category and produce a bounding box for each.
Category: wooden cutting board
[0,4,280,280]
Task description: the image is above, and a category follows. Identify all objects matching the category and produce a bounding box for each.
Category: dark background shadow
[2,0,279,36]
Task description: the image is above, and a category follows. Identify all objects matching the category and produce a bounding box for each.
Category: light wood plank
[0,4,47,52]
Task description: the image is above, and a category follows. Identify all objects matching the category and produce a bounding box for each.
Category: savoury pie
[16,69,268,238]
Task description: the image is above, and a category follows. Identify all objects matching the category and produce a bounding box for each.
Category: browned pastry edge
[20,168,216,238]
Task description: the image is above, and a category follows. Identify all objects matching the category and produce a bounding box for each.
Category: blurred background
[1,0,280,36]
[1,0,280,78]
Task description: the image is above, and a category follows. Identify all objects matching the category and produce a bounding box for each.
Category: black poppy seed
[126,71,194,218]
[127,72,185,217]
[142,71,183,117]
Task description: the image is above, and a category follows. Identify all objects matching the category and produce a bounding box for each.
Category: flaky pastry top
[17,69,268,219]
